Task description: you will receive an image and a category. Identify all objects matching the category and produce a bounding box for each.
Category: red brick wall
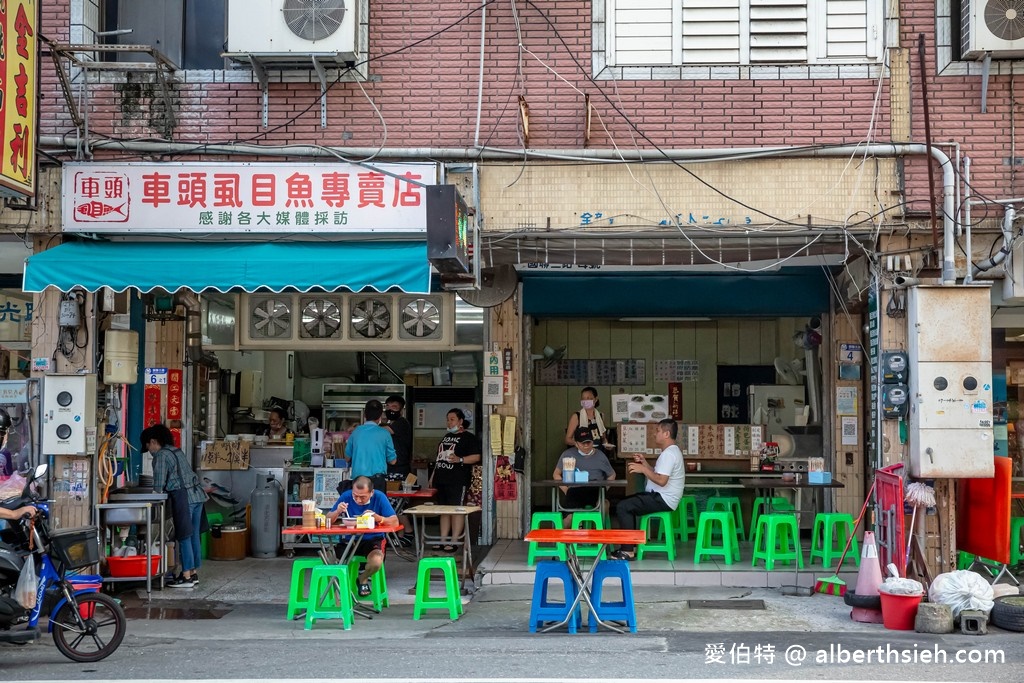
[38,1,1011,205]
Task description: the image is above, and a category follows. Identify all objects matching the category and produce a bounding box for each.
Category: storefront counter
[249,445,294,469]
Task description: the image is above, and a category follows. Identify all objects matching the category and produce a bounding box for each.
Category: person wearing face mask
[429,408,481,552]
[553,426,616,514]
[383,394,413,478]
[564,387,615,452]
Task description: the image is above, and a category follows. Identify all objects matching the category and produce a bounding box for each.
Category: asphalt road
[5,621,1021,682]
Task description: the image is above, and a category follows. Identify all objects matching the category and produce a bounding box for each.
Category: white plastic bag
[15,559,37,609]
[928,570,994,618]
[880,576,924,596]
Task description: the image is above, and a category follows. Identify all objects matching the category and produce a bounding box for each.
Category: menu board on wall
[654,359,700,381]
[534,359,646,386]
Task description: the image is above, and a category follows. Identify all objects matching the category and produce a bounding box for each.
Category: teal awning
[23,241,430,293]
[522,271,829,317]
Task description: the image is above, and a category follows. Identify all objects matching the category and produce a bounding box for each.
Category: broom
[904,481,936,566]
[814,481,875,596]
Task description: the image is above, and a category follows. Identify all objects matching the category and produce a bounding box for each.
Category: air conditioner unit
[227,0,362,62]
[240,292,456,348]
[962,0,1024,59]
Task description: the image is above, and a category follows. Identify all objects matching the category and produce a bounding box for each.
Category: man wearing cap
[553,426,616,517]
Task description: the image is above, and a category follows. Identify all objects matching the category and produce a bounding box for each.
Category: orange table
[282,524,403,619]
[524,528,645,634]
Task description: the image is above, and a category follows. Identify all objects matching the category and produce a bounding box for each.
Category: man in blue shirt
[327,476,398,596]
[346,401,397,492]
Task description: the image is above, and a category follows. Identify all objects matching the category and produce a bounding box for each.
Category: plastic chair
[751,513,804,570]
[527,512,567,566]
[286,557,323,620]
[808,513,858,568]
[413,557,463,620]
[706,496,745,539]
[675,495,698,542]
[529,560,582,633]
[637,511,676,561]
[749,496,794,541]
[348,555,389,611]
[588,559,637,633]
[1012,517,1024,565]
[570,510,606,561]
[694,511,740,565]
[304,564,353,630]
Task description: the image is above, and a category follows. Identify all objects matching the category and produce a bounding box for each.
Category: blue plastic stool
[529,561,582,633]
[588,559,637,633]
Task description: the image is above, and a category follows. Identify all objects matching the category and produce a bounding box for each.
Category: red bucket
[879,590,923,630]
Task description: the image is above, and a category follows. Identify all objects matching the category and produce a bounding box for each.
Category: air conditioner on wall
[226,0,363,62]
[240,293,456,349]
[962,0,1024,58]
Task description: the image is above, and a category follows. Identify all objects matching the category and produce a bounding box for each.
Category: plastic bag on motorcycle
[15,557,37,609]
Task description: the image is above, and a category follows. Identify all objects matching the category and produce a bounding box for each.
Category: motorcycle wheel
[50,592,126,663]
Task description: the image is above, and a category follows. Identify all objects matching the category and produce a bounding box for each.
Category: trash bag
[928,570,994,618]
[880,576,924,596]
[0,472,26,501]
[15,558,37,609]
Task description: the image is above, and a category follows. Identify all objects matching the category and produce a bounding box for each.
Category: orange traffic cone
[849,530,884,624]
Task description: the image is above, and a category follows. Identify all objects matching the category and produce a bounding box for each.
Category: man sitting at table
[553,426,616,523]
[326,476,399,597]
[610,418,685,561]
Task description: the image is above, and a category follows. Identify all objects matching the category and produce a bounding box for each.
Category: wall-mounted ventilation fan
[351,297,392,339]
[250,296,292,338]
[986,0,1024,40]
[299,296,342,339]
[398,296,443,340]
[283,0,348,41]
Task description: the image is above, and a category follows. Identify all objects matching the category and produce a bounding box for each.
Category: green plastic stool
[749,496,794,541]
[675,495,698,542]
[751,514,804,570]
[706,496,745,539]
[1012,518,1024,565]
[570,510,606,561]
[809,513,858,568]
[286,557,324,620]
[413,557,463,620]
[348,555,389,611]
[638,511,676,561]
[305,564,353,630]
[694,511,740,565]
[528,512,567,565]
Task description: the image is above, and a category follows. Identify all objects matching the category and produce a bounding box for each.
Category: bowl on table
[340,517,358,528]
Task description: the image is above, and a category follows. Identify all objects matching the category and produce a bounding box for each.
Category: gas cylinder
[251,474,281,558]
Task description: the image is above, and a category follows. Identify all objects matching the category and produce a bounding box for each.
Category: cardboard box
[200,441,251,470]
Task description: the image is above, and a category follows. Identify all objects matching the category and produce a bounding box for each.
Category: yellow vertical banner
[0,0,36,197]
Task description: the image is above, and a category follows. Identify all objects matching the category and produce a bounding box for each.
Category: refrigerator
[321,382,405,434]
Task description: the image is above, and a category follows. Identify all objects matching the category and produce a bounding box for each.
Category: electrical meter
[881,383,909,419]
[882,351,909,384]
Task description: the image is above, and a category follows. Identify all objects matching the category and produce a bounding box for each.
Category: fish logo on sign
[76,201,127,220]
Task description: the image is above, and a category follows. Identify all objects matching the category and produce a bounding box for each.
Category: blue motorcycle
[1,464,126,662]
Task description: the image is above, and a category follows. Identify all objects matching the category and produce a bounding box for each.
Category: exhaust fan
[350,296,392,339]
[249,296,293,339]
[398,295,444,340]
[299,296,343,339]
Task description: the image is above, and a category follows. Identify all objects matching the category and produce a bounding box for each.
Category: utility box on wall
[42,375,97,455]
[908,285,994,478]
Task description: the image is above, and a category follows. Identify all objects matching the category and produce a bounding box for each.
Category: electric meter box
[907,285,993,478]
[42,374,97,455]
[881,351,909,384]
[881,384,909,419]
[102,329,139,385]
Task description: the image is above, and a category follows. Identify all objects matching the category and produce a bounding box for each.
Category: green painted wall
[530,318,806,482]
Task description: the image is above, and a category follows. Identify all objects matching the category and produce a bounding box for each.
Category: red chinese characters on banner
[167,369,183,421]
[73,172,130,222]
[144,386,162,428]
[170,428,182,449]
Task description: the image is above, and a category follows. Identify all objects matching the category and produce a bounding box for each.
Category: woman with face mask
[428,408,481,552]
[564,387,615,452]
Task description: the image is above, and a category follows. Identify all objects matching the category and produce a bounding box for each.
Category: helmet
[0,407,10,433]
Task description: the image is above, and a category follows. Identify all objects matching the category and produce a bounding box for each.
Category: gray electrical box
[907,285,993,478]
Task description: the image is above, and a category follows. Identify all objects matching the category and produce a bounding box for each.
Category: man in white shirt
[610,418,685,560]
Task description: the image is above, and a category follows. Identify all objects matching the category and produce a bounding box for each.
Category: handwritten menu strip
[200,442,251,471]
[654,359,700,381]
[534,359,646,386]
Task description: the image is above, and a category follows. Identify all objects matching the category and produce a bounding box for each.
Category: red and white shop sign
[61,162,437,234]
[167,369,183,421]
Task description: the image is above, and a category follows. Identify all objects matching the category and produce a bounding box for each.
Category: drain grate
[687,599,766,610]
